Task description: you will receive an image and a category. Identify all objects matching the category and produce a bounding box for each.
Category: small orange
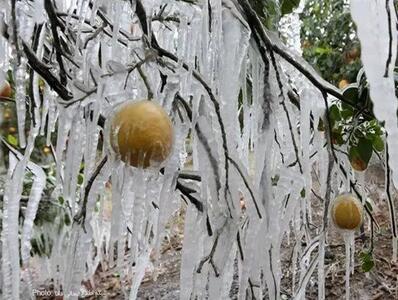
[350,157,367,172]
[0,81,12,99]
[8,126,16,134]
[331,194,363,230]
[338,79,349,90]
[43,146,51,155]
[110,100,173,168]
[3,111,11,120]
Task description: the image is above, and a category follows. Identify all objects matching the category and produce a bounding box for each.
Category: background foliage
[300,0,361,86]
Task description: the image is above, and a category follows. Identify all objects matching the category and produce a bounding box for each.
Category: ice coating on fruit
[110,100,174,168]
[332,194,363,230]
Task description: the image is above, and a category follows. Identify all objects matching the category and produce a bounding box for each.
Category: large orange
[110,100,173,168]
[331,194,363,230]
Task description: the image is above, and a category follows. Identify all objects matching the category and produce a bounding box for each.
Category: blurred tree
[300,0,361,86]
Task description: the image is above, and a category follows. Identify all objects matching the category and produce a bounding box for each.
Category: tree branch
[45,0,68,85]
[21,40,73,100]
[238,0,354,106]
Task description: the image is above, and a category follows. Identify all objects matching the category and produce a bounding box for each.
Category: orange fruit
[110,100,173,168]
[43,146,51,155]
[3,111,11,120]
[338,79,349,89]
[350,157,367,172]
[8,126,16,134]
[0,81,12,99]
[302,40,311,49]
[331,194,363,230]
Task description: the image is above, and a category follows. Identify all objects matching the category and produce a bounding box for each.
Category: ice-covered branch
[22,40,73,100]
[237,0,351,105]
[1,20,73,100]
[10,0,21,64]
[384,0,394,78]
[44,0,68,85]
[384,140,397,239]
[74,155,108,232]
[135,0,235,214]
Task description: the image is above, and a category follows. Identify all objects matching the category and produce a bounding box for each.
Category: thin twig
[228,157,262,219]
[384,0,393,78]
[385,136,397,238]
[137,66,154,99]
[196,234,220,277]
[73,155,108,232]
[322,92,336,230]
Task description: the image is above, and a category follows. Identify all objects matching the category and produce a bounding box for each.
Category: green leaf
[365,200,373,212]
[342,84,359,103]
[6,69,15,88]
[329,104,341,125]
[372,135,384,152]
[7,134,18,147]
[317,118,325,131]
[271,174,280,186]
[332,130,344,146]
[77,174,84,185]
[359,251,374,272]
[340,107,353,120]
[64,213,71,226]
[348,138,373,171]
[357,138,373,164]
[314,47,332,55]
[281,0,300,15]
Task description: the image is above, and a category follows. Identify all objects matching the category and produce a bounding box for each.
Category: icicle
[1,153,19,300]
[54,106,74,191]
[279,0,304,54]
[350,1,398,186]
[46,93,58,146]
[343,231,355,300]
[63,112,85,214]
[14,61,27,148]
[317,235,325,300]
[20,164,46,264]
[111,1,122,55]
[90,0,103,25]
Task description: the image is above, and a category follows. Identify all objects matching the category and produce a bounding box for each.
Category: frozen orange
[331,194,363,230]
[110,100,173,168]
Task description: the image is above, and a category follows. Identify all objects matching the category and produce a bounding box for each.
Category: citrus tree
[300,0,361,86]
[0,0,397,299]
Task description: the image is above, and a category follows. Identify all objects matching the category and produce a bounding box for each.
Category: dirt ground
[35,163,398,299]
